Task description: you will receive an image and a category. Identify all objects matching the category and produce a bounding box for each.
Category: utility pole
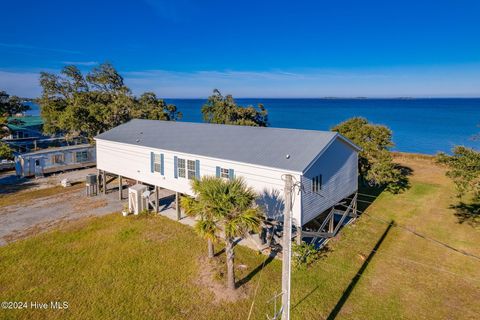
[281,174,293,320]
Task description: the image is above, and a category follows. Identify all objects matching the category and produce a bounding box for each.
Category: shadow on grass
[326,220,394,320]
[355,164,412,212]
[291,246,331,310]
[236,254,276,288]
[450,200,480,227]
[392,164,413,193]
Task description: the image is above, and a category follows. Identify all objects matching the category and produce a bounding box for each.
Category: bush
[292,242,325,270]
[437,146,480,199]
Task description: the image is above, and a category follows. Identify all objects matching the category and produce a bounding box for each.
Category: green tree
[183,176,262,290]
[332,117,404,192]
[0,90,30,159]
[437,146,480,199]
[0,91,29,116]
[201,89,268,126]
[0,142,13,159]
[39,63,181,140]
[135,92,182,121]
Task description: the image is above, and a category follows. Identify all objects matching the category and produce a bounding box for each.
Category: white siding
[300,138,358,225]
[18,146,96,177]
[96,140,303,225]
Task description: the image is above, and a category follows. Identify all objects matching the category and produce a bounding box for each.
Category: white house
[95,119,360,235]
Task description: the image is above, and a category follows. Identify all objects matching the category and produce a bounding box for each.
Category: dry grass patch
[0,182,84,208]
[196,257,248,304]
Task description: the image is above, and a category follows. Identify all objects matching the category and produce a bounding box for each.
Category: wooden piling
[118,175,123,200]
[175,192,180,220]
[155,186,159,213]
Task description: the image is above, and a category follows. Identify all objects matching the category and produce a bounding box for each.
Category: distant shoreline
[22,97,480,101]
[25,99,480,155]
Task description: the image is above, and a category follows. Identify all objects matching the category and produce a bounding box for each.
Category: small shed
[15,144,96,177]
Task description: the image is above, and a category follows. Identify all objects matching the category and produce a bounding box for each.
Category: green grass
[0,214,282,320]
[1,155,479,319]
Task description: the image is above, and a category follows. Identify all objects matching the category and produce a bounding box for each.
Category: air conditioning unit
[128,184,148,215]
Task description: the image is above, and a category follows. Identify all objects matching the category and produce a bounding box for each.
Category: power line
[246,221,282,320]
[246,251,272,320]
[334,202,480,262]
[364,212,480,261]
[312,260,480,318]
[370,248,480,284]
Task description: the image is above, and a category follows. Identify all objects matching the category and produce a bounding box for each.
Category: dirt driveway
[0,169,125,245]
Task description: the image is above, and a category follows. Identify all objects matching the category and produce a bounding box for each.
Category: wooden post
[155,186,159,213]
[296,224,302,245]
[102,171,106,195]
[97,169,101,194]
[353,193,358,217]
[175,192,181,220]
[118,175,122,200]
[328,212,334,234]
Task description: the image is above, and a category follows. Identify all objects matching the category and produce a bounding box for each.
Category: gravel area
[0,168,124,245]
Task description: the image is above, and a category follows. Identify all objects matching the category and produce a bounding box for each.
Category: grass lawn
[0,155,479,319]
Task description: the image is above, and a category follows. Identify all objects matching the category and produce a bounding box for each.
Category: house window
[153,154,161,173]
[312,175,322,193]
[178,158,186,178]
[52,154,64,164]
[75,151,89,162]
[187,160,196,180]
[220,168,230,178]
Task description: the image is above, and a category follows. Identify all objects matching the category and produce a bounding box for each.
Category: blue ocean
[28,99,480,155]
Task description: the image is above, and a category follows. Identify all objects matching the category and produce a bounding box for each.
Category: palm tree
[180,177,221,259]
[220,178,262,290]
[183,176,262,290]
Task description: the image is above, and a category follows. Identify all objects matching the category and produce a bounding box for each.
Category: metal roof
[19,144,93,156]
[6,116,43,131]
[95,119,358,172]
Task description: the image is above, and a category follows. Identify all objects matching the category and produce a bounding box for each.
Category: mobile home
[15,144,96,177]
[95,120,360,234]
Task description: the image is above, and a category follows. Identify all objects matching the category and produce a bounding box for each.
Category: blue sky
[1,0,480,98]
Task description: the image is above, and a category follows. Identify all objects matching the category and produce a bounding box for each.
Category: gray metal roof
[95,120,355,172]
[19,144,93,156]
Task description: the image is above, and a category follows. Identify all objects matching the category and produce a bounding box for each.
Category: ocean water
[28,99,480,154]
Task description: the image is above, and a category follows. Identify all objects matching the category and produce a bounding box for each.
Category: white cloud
[0,70,41,97]
[123,67,480,98]
[1,65,480,98]
[61,61,98,66]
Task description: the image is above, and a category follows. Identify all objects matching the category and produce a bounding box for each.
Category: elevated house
[4,116,44,140]
[2,116,46,153]
[95,120,361,240]
[15,144,96,177]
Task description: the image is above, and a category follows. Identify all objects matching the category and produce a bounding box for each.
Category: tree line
[1,62,479,198]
